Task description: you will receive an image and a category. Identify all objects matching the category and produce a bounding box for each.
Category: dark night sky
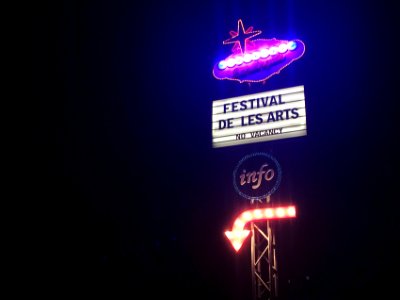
[28,1,399,299]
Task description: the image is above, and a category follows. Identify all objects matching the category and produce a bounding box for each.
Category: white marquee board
[212,85,307,148]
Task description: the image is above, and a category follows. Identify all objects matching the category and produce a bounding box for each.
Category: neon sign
[213,19,305,83]
[225,205,296,252]
[233,152,282,202]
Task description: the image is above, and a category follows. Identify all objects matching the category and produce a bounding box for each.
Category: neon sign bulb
[269,47,278,55]
[243,54,252,63]
[287,41,297,50]
[234,219,245,229]
[235,56,244,65]
[227,58,236,67]
[252,52,260,60]
[287,206,296,217]
[265,208,274,218]
[218,61,227,70]
[241,211,253,222]
[275,207,285,218]
[278,43,288,53]
[253,209,263,219]
[260,48,269,58]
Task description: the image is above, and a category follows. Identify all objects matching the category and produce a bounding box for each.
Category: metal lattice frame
[250,197,278,300]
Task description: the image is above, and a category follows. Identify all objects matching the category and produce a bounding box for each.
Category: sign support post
[250,195,278,300]
[225,152,296,299]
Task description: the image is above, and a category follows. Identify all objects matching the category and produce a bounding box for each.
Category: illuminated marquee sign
[212,19,305,83]
[233,152,282,202]
[212,85,307,148]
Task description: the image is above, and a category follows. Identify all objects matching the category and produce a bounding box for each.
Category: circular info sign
[233,152,282,202]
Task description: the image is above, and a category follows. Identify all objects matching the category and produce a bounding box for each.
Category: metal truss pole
[250,196,278,300]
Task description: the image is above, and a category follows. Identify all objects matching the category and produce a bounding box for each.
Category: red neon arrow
[225,205,296,252]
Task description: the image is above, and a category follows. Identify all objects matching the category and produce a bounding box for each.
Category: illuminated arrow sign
[224,205,296,252]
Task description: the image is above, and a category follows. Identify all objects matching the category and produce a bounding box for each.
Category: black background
[28,1,399,299]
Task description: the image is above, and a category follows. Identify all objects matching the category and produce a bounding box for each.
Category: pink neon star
[223,19,262,54]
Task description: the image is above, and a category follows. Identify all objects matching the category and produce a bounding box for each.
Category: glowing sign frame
[213,19,305,83]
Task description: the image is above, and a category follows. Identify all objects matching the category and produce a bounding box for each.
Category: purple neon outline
[213,38,305,83]
[213,20,306,83]
[223,19,262,55]
[217,40,298,70]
